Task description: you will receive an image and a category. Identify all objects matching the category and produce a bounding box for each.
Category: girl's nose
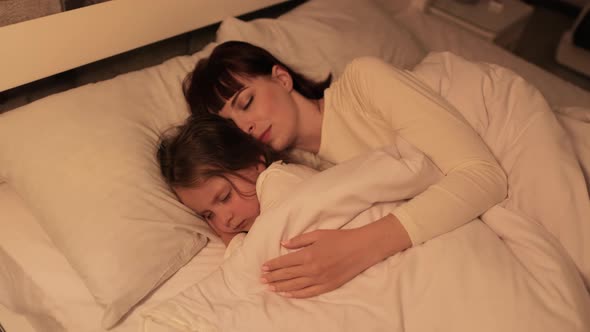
[221,210,233,228]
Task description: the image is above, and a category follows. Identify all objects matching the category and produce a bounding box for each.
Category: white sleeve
[345,57,507,245]
[256,163,318,213]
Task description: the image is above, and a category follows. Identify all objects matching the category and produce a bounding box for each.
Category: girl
[157,113,313,247]
[183,41,508,298]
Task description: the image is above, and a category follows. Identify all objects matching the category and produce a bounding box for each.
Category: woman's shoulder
[331,56,407,97]
[341,56,402,79]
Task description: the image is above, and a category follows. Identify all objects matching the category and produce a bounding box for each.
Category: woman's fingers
[264,276,313,293]
[262,231,323,271]
[262,249,304,272]
[284,284,333,299]
[261,265,308,283]
[258,219,408,299]
[281,230,320,249]
[263,273,339,298]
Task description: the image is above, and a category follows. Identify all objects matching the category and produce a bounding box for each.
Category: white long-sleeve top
[318,56,507,245]
[225,161,316,258]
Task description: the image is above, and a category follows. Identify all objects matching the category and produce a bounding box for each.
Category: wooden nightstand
[428,0,534,51]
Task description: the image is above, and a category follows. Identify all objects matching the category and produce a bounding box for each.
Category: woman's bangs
[208,69,244,113]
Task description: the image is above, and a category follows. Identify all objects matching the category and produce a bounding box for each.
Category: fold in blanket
[143,53,590,332]
[413,51,590,288]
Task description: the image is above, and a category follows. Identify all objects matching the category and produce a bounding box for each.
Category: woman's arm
[261,57,507,298]
[353,56,507,245]
[261,214,410,298]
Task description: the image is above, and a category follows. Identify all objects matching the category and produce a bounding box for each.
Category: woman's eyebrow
[230,87,248,108]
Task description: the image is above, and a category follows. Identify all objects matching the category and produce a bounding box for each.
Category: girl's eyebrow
[230,87,248,108]
[197,190,223,216]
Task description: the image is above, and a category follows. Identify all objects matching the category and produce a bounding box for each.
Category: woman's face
[218,66,299,151]
[174,165,264,236]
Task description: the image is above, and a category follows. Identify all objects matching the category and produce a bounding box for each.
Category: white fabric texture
[143,139,590,332]
[555,106,590,190]
[216,0,426,81]
[0,44,221,329]
[412,51,590,289]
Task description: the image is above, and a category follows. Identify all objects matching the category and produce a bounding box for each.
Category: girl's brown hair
[157,113,285,189]
[184,41,332,116]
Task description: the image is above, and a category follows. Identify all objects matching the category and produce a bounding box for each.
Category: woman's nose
[234,116,255,136]
[238,122,254,135]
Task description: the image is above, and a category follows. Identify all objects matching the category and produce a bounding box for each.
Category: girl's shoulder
[255,162,319,210]
[264,161,318,181]
[257,161,317,194]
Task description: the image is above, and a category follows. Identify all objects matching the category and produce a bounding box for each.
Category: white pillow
[216,0,426,81]
[0,44,219,329]
[0,181,228,332]
[0,183,99,332]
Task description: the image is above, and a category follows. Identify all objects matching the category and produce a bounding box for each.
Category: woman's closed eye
[241,95,253,110]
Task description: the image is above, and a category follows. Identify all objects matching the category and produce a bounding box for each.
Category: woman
[183,41,508,298]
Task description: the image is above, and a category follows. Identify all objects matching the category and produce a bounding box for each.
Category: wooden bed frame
[0,0,290,92]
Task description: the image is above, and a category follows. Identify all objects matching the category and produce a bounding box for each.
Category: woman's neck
[292,93,324,154]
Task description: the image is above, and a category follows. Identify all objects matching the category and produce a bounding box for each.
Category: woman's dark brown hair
[157,113,285,189]
[184,41,332,116]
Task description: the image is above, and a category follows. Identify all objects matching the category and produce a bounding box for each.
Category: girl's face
[218,66,299,151]
[174,165,264,236]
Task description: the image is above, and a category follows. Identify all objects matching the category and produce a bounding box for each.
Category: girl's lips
[232,219,246,231]
[234,219,252,232]
[259,126,272,143]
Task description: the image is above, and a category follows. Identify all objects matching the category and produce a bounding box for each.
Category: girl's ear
[271,65,293,92]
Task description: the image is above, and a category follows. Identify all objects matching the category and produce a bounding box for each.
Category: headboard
[0,0,291,93]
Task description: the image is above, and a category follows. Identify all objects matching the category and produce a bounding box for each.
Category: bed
[1,0,589,331]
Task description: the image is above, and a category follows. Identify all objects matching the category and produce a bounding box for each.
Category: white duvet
[143,53,590,332]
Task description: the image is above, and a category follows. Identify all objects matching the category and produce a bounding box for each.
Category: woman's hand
[260,214,412,298]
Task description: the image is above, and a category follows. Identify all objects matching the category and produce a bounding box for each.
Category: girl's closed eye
[221,190,232,203]
[203,211,214,221]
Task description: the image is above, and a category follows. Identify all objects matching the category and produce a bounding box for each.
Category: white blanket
[143,53,590,331]
[412,52,590,288]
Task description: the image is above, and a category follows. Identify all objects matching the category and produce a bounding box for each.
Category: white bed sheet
[0,182,225,332]
[393,4,590,109]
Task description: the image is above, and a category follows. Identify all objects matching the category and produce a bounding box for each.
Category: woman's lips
[259,126,271,144]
